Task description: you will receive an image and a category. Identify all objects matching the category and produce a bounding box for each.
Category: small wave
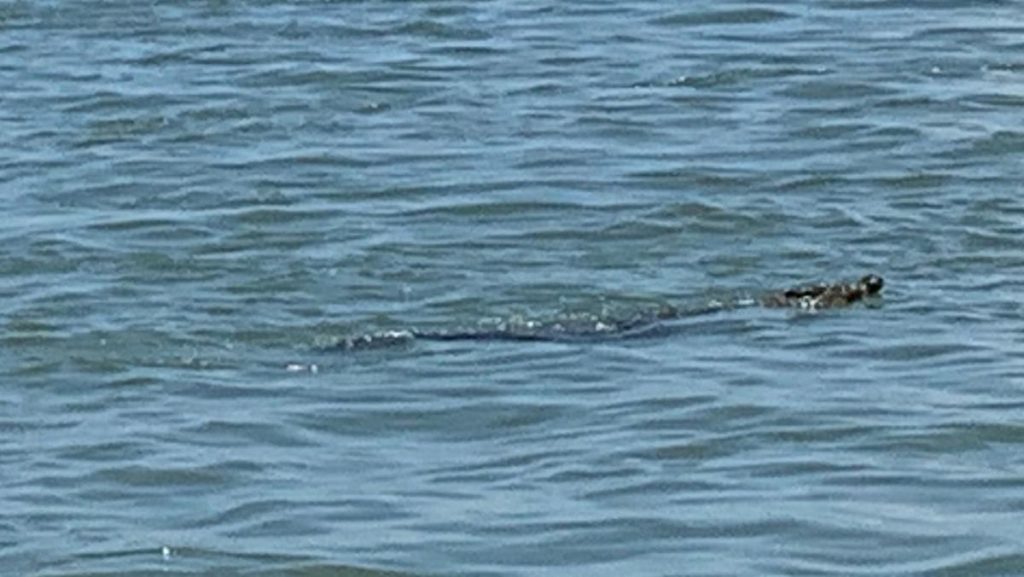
[653,8,793,27]
[337,329,416,351]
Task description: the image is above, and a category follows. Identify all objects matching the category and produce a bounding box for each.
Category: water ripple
[3,1,1024,576]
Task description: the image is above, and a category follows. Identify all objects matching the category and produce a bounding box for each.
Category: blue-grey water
[3,1,1024,576]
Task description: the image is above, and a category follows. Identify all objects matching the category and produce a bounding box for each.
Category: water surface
[2,1,1024,576]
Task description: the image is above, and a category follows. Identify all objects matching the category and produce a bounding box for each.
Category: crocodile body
[337,275,884,350]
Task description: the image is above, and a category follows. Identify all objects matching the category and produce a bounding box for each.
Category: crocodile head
[859,274,884,296]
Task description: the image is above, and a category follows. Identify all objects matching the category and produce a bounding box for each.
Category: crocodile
[337,274,884,350]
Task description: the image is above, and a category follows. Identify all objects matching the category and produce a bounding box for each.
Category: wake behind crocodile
[335,275,884,351]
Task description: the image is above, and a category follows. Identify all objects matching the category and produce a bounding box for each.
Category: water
[2,1,1023,575]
